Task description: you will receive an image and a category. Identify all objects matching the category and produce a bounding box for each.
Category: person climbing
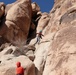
[34,30,44,45]
[16,62,24,75]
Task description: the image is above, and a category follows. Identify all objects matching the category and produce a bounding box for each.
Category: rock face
[0,2,5,18]
[42,0,76,75]
[36,12,50,33]
[32,0,76,75]
[0,44,36,75]
[0,55,35,75]
[5,0,21,14]
[1,0,32,45]
[31,2,40,17]
[0,0,76,75]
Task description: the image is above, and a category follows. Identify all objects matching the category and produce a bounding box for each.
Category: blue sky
[1,0,54,13]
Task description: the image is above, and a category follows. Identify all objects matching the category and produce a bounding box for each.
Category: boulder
[0,55,35,75]
[31,2,40,17]
[26,50,35,61]
[23,45,35,61]
[3,0,32,44]
[0,44,35,58]
[5,0,21,14]
[34,41,51,75]
[0,45,20,57]
[0,2,5,18]
[36,12,50,33]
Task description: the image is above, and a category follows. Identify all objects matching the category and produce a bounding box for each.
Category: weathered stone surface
[5,0,22,14]
[26,50,35,61]
[42,0,76,75]
[0,55,35,75]
[60,5,76,25]
[0,2,5,18]
[30,22,36,31]
[34,41,51,75]
[0,0,76,75]
[24,45,35,60]
[31,2,40,17]
[43,26,76,75]
[36,12,50,33]
[3,0,32,44]
[0,44,35,58]
[0,45,19,57]
[32,0,76,75]
[5,3,16,14]
[0,43,11,52]
[31,2,41,29]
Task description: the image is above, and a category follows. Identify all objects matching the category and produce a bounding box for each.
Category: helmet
[39,30,42,33]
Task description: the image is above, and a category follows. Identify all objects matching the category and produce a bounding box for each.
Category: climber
[16,62,24,75]
[34,30,44,45]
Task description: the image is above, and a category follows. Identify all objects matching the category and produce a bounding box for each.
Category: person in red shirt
[16,62,24,75]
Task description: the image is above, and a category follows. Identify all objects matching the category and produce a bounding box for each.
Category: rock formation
[0,0,32,46]
[0,55,35,75]
[0,2,5,18]
[0,0,76,75]
[33,0,76,75]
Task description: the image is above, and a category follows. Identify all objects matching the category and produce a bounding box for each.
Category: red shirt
[16,67,24,75]
[16,62,24,75]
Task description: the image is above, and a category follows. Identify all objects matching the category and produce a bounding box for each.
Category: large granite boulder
[2,0,32,44]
